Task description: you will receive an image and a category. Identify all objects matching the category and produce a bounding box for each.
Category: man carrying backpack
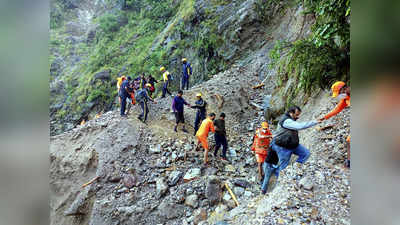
[181,58,192,90]
[272,106,322,177]
[191,93,207,136]
[136,83,156,123]
[261,148,279,194]
[120,76,132,117]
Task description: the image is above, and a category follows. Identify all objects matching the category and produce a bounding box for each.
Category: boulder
[93,70,111,81]
[299,177,314,190]
[123,174,137,188]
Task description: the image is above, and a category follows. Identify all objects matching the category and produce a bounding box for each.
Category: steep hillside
[50,0,349,135]
[50,0,350,224]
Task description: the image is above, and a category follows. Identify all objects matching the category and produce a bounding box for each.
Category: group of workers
[250,81,351,194]
[117,61,350,195]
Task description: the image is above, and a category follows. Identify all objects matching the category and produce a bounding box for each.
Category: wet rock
[168,170,183,186]
[156,177,168,198]
[184,168,201,182]
[206,177,222,206]
[185,194,199,208]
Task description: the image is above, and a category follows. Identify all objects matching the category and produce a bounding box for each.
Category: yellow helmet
[160,66,166,72]
[331,81,346,98]
[261,122,269,129]
[182,58,187,62]
[145,83,152,87]
[196,93,202,97]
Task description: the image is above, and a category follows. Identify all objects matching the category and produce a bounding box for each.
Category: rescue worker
[196,113,216,165]
[214,113,228,161]
[147,74,158,98]
[191,93,207,136]
[172,90,191,132]
[319,81,351,167]
[160,66,172,98]
[251,122,273,183]
[117,75,126,104]
[126,77,136,115]
[181,58,192,90]
[119,76,131,117]
[136,83,156,123]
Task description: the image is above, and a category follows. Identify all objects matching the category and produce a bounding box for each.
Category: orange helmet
[261,122,269,129]
[331,81,346,97]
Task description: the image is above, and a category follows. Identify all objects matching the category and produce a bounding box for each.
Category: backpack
[274,115,299,149]
[135,89,147,102]
[167,73,173,81]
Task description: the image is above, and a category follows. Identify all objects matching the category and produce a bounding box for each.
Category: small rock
[233,186,245,197]
[225,165,235,173]
[193,208,207,225]
[183,168,201,182]
[123,174,137,188]
[150,144,161,154]
[168,170,183,186]
[233,179,251,188]
[156,177,168,198]
[223,192,231,202]
[299,177,314,190]
[215,204,228,214]
[185,194,199,208]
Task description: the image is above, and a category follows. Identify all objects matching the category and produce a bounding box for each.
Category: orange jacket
[196,118,215,139]
[324,95,350,120]
[251,128,272,155]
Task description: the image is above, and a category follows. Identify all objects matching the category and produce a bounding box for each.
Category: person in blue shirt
[191,93,207,136]
[181,58,192,90]
[136,83,155,123]
[119,76,132,117]
[172,90,191,132]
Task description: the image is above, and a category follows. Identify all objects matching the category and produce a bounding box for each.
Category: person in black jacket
[213,113,228,161]
[191,93,207,136]
[261,149,279,194]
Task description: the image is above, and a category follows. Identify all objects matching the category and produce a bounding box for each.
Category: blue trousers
[162,81,171,97]
[139,101,148,121]
[120,94,128,116]
[194,111,206,134]
[214,134,228,158]
[261,162,279,192]
[181,77,189,90]
[271,141,310,176]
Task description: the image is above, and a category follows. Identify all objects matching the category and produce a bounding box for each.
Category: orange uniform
[324,95,350,120]
[251,128,272,163]
[196,118,215,150]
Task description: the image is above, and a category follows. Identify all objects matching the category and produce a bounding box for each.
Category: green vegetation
[269,0,350,108]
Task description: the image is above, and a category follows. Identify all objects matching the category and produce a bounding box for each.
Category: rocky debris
[233,179,251,189]
[156,177,169,198]
[193,208,208,225]
[149,144,162,154]
[185,194,199,208]
[168,170,183,186]
[183,168,201,182]
[206,177,222,206]
[158,201,185,220]
[122,173,137,188]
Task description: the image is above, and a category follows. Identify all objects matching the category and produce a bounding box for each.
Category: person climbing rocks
[119,76,131,117]
[117,75,126,105]
[191,93,207,136]
[261,148,279,194]
[181,58,192,90]
[135,83,156,123]
[172,90,191,132]
[214,113,228,161]
[126,77,136,114]
[138,73,147,90]
[160,66,172,98]
[319,81,351,167]
[251,122,273,183]
[147,74,158,98]
[196,113,216,165]
[271,106,322,178]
